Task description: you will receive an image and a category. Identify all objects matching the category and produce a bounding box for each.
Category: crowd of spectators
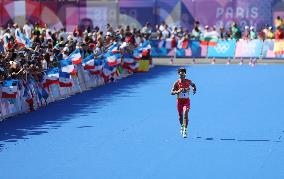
[144,16,284,41]
[0,22,148,84]
[1,16,284,84]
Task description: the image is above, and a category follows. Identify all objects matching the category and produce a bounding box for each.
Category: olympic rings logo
[214,43,230,53]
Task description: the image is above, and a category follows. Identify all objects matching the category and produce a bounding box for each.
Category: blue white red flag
[59,72,73,87]
[60,58,77,75]
[82,54,95,70]
[15,30,31,48]
[90,58,104,75]
[68,49,82,65]
[1,80,18,98]
[43,68,59,88]
[123,53,135,65]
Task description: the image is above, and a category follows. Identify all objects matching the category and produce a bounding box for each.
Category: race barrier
[151,39,207,58]
[235,39,263,58]
[0,44,152,121]
[208,40,236,58]
[151,39,284,59]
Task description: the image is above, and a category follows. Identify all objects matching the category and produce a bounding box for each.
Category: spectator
[159,21,166,32]
[23,21,32,39]
[141,22,152,35]
[249,26,257,40]
[242,26,250,40]
[231,22,242,40]
[275,26,284,39]
[274,16,283,29]
[191,21,201,40]
[161,24,170,39]
[266,26,274,39]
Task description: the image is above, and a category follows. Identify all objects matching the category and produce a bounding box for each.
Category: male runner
[171,67,196,138]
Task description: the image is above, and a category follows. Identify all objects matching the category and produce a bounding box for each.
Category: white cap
[250,26,254,30]
[245,26,249,29]
[63,47,69,52]
[67,35,73,41]
[106,31,112,36]
[268,26,272,30]
[205,25,209,29]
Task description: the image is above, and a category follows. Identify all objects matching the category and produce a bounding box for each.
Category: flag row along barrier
[151,39,284,59]
[0,42,152,121]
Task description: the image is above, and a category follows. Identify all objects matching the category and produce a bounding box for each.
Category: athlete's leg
[177,102,183,125]
[182,100,190,138]
[183,107,189,128]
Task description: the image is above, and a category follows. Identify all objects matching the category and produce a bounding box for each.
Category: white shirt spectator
[15,28,21,37]
[162,29,170,39]
[23,24,32,38]
[2,32,11,46]
[159,24,165,32]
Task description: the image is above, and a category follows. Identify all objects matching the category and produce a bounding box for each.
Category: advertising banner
[273,40,284,58]
[208,40,236,58]
[190,40,208,58]
[235,39,263,58]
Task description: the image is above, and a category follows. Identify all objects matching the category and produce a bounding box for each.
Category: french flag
[43,68,60,88]
[22,86,33,105]
[90,58,104,75]
[133,48,143,61]
[59,72,73,87]
[140,41,151,56]
[1,80,18,98]
[123,53,135,65]
[101,63,117,82]
[104,53,121,67]
[15,30,31,48]
[82,54,95,70]
[107,43,120,54]
[69,49,82,65]
[60,58,77,75]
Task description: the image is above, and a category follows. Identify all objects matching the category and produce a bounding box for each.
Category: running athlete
[171,67,196,138]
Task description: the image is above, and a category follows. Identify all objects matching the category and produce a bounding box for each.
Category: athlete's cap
[178,67,186,73]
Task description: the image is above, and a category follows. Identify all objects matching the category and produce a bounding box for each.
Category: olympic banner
[262,39,284,58]
[208,40,236,58]
[150,40,168,57]
[261,40,283,59]
[176,48,192,57]
[190,40,208,58]
[151,47,168,57]
[273,40,284,58]
[235,39,263,58]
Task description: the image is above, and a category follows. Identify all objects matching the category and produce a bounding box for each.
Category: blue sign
[176,49,185,57]
[151,47,167,57]
[208,40,236,58]
[190,40,203,58]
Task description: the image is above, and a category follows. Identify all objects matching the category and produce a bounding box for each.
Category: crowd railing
[150,39,284,59]
[0,43,152,121]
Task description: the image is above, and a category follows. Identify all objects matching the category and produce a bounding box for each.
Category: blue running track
[0,65,284,179]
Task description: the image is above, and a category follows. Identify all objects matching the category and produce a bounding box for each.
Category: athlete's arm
[190,82,197,95]
[171,82,181,95]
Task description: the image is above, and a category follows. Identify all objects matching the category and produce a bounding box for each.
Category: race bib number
[179,91,189,99]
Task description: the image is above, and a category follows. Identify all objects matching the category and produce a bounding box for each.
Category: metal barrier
[0,65,132,121]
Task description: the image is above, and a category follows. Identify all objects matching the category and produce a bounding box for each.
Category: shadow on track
[0,66,179,151]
